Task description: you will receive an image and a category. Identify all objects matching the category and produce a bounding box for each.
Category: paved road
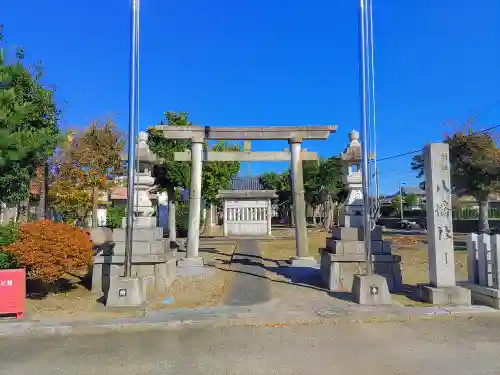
[2,316,500,375]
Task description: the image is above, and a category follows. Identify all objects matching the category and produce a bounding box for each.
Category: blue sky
[3,0,500,194]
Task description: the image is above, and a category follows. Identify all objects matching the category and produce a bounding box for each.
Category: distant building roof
[401,186,425,195]
[230,177,263,191]
[387,186,425,198]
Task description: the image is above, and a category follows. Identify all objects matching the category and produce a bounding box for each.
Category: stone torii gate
[155,125,337,267]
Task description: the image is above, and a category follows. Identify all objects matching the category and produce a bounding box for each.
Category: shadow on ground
[26,271,92,300]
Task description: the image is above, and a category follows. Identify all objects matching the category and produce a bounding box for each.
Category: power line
[377,124,500,163]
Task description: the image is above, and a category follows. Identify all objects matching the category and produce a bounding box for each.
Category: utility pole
[399,180,405,221]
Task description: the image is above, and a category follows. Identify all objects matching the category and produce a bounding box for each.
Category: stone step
[121,216,158,229]
[93,251,175,264]
[319,248,401,263]
[330,226,382,241]
[112,227,163,242]
[325,239,391,255]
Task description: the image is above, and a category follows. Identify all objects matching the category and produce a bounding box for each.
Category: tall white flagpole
[124,0,140,277]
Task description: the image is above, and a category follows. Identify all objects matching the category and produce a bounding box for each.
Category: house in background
[379,186,426,211]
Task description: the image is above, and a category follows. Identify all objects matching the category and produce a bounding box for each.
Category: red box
[0,269,26,319]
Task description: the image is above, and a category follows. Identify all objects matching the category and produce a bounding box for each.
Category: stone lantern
[319,130,402,299]
[121,131,158,229]
[92,131,177,304]
[339,130,363,228]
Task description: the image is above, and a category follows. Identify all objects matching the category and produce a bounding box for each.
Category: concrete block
[154,258,177,293]
[287,256,318,267]
[351,274,392,305]
[132,264,154,278]
[325,239,391,255]
[477,234,491,287]
[331,227,362,241]
[490,235,500,289]
[418,284,471,306]
[374,262,403,292]
[121,216,157,229]
[323,252,400,263]
[93,254,171,265]
[330,226,382,241]
[467,233,479,284]
[462,282,500,310]
[177,256,204,267]
[112,227,163,242]
[113,240,167,255]
[319,248,402,293]
[372,240,392,254]
[106,277,147,307]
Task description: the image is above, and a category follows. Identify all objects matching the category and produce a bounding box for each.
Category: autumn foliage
[3,220,93,283]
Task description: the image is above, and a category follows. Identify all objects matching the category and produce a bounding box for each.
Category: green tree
[259,172,282,191]
[50,119,124,226]
[0,26,61,211]
[259,157,344,229]
[390,195,403,217]
[411,129,500,233]
[73,118,124,227]
[404,193,418,208]
[201,140,240,233]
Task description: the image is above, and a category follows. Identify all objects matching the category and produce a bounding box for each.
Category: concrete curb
[0,304,497,338]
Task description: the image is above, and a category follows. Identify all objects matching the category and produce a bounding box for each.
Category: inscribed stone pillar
[289,139,309,259]
[477,234,491,287]
[418,143,470,305]
[424,143,456,287]
[467,233,479,284]
[490,234,500,289]
[181,139,204,266]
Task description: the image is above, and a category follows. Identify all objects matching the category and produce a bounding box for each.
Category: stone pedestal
[94,131,178,305]
[418,284,471,306]
[319,132,402,296]
[106,276,147,307]
[177,256,204,267]
[463,282,500,309]
[352,274,392,305]
[92,227,177,300]
[320,227,402,293]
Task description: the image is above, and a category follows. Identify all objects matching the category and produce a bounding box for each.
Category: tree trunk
[324,197,333,231]
[478,198,490,233]
[312,204,319,226]
[16,199,28,223]
[36,163,49,220]
[92,186,98,228]
[167,186,176,248]
[202,205,210,235]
